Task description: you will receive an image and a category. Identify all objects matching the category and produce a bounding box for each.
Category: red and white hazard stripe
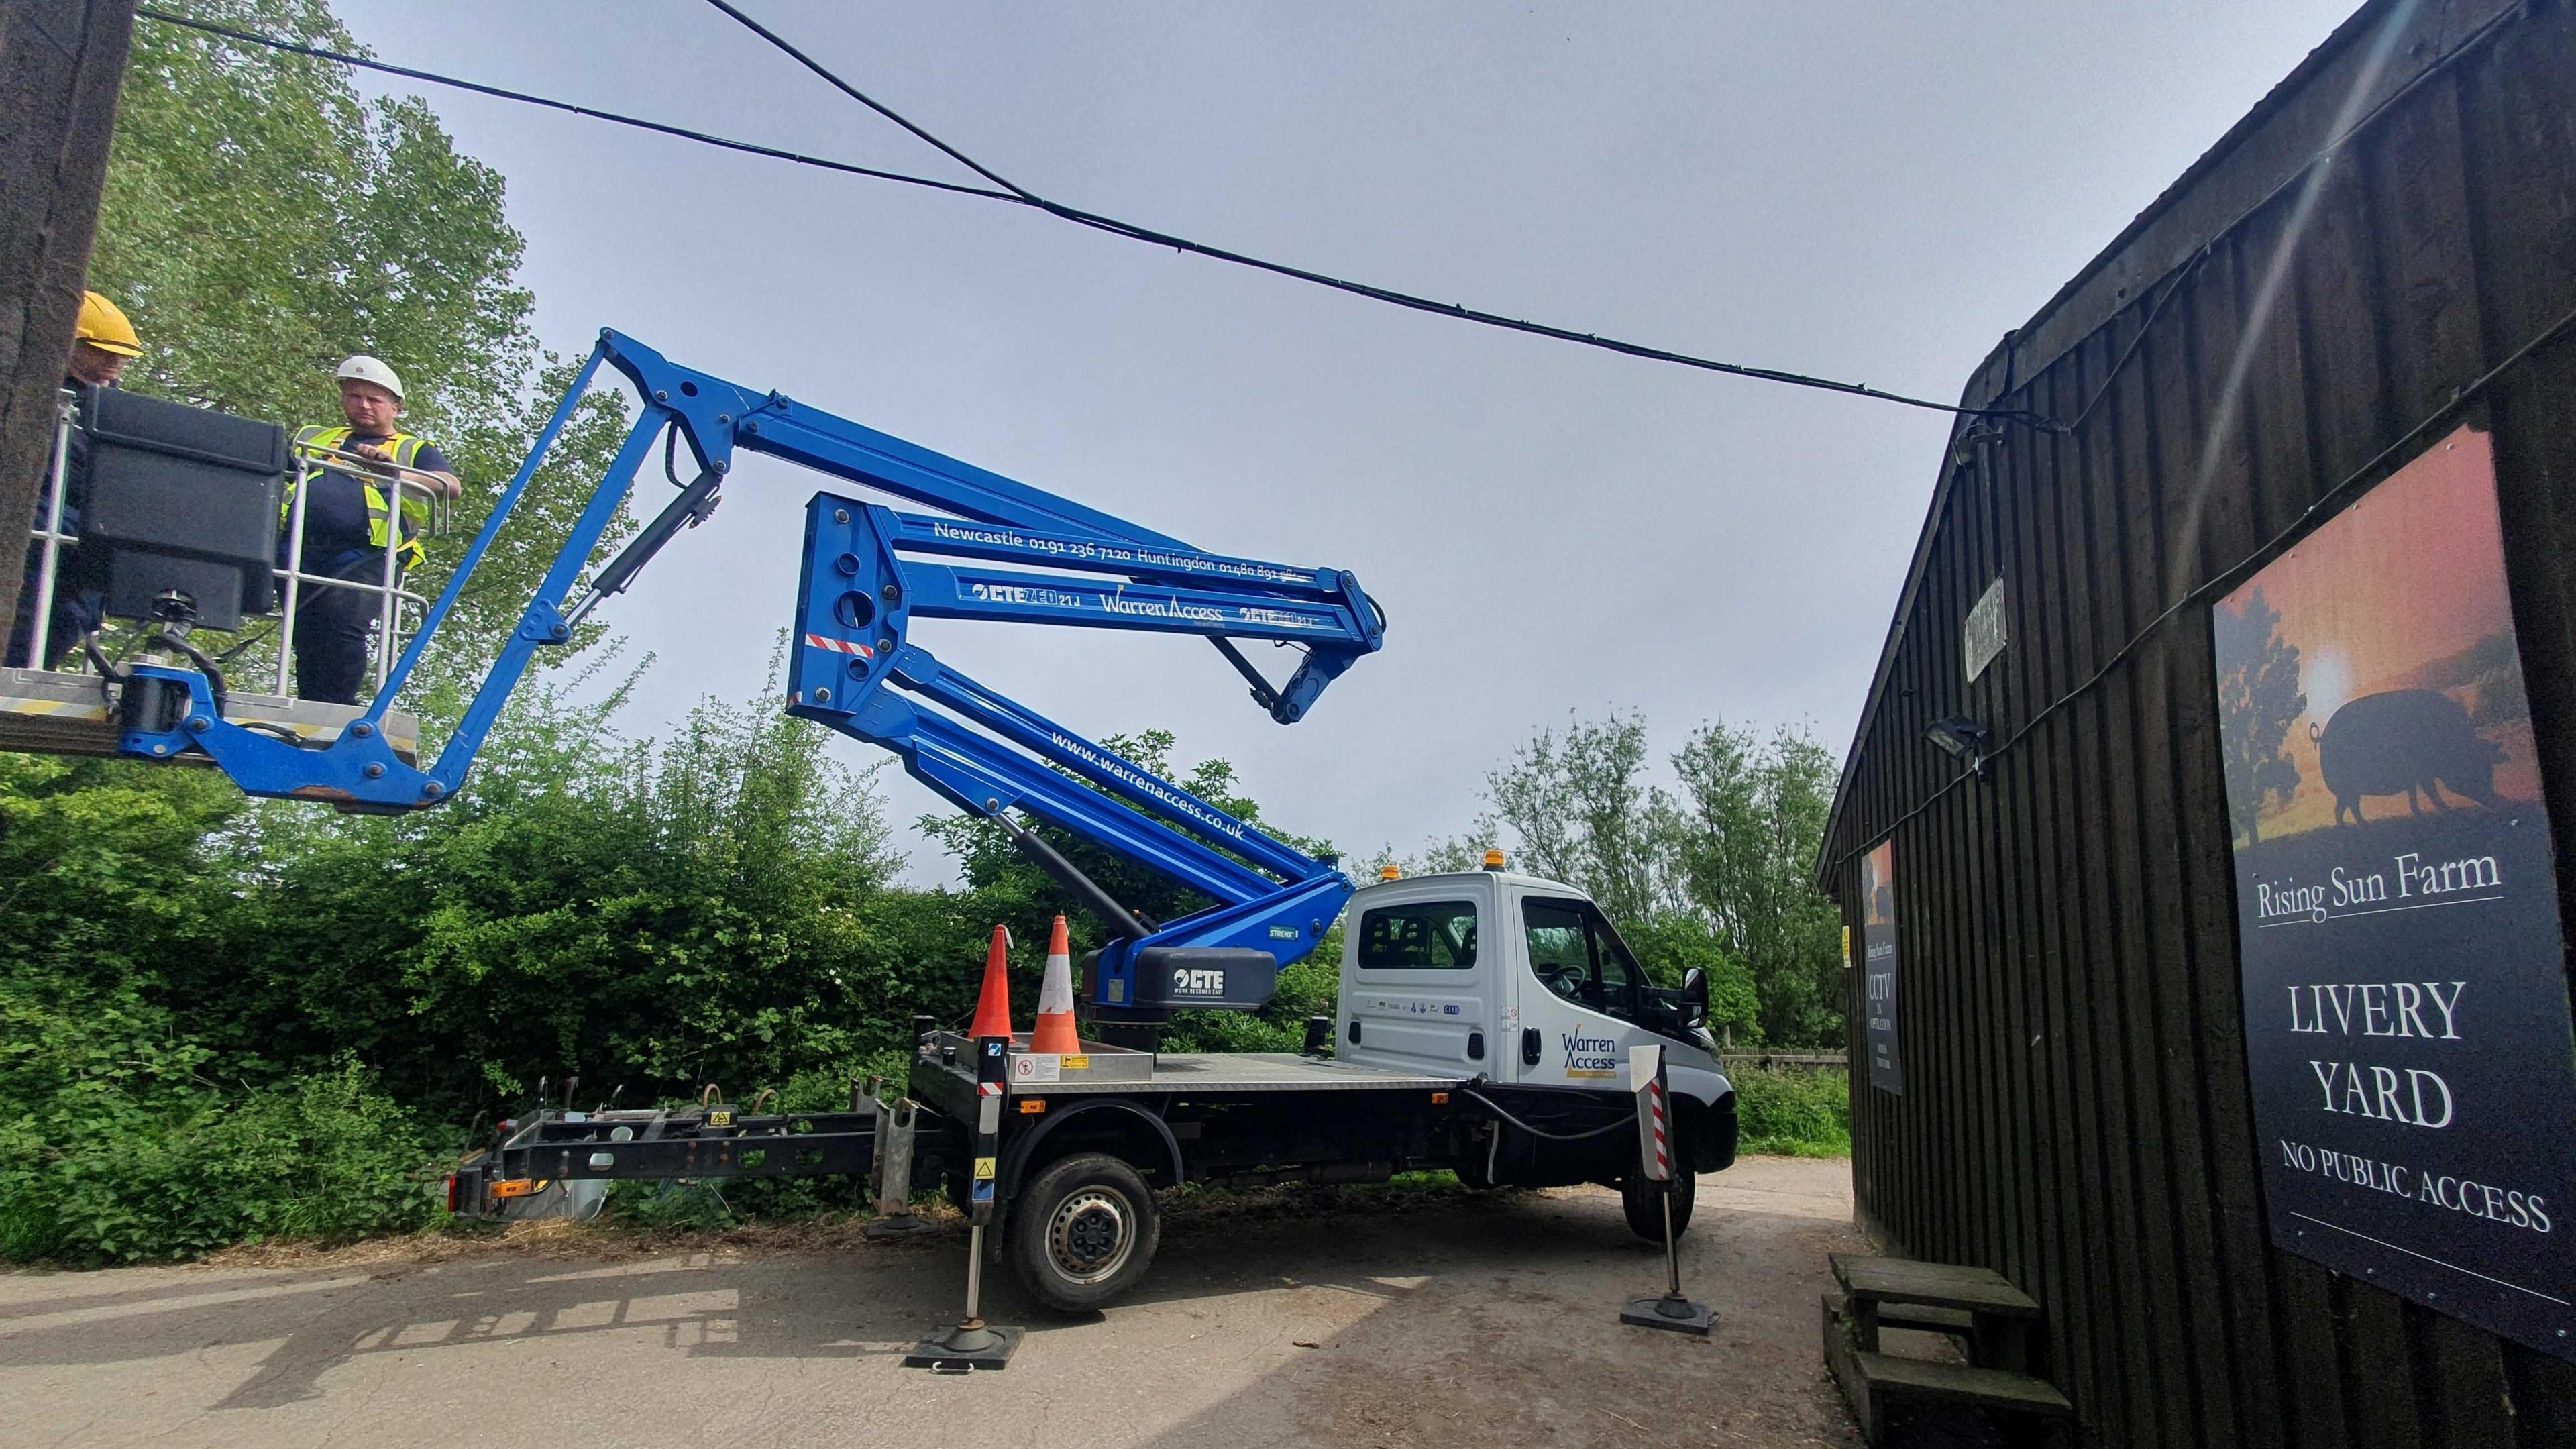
[1648,1080,1670,1178]
[803,633,875,658]
[978,1081,1002,1097]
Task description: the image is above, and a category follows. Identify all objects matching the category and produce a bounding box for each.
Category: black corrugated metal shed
[1816,0,2576,1443]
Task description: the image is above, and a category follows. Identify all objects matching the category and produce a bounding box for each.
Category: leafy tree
[1352,828,1498,882]
[1,3,1032,1260]
[89,0,633,694]
[1666,722,1844,1045]
[1618,912,1760,1040]
[1475,710,1837,1044]
[2212,587,2304,846]
[1485,711,1681,927]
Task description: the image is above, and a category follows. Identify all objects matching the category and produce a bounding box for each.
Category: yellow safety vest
[288,425,433,568]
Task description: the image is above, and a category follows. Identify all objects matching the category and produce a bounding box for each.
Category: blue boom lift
[26,331,1729,1334]
[103,329,1383,1028]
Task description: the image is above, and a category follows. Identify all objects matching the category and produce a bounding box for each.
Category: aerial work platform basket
[0,665,419,765]
[6,386,437,771]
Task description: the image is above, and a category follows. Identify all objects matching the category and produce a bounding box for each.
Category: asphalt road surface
[1,1156,1866,1449]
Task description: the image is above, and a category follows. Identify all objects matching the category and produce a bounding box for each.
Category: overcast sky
[330,0,2357,883]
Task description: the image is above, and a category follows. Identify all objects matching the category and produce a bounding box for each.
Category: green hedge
[1731,1066,1851,1157]
[0,1040,443,1263]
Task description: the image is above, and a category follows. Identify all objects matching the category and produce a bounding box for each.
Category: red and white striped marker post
[1636,1047,1674,1187]
[1620,1043,1711,1335]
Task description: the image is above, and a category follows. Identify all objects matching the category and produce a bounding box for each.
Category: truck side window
[1356,900,1478,969]
[1524,900,1597,1005]
[1523,896,1642,1022]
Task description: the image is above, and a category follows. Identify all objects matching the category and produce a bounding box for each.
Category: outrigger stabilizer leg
[904,1034,1020,1371]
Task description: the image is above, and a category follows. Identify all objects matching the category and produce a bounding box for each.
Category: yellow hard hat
[74,291,142,358]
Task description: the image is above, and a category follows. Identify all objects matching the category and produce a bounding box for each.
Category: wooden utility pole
[0,0,133,644]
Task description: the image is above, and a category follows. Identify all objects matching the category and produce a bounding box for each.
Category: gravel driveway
[0,1155,1864,1448]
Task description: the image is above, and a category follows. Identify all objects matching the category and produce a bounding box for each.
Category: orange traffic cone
[1030,915,1081,1054]
[969,924,1016,1040]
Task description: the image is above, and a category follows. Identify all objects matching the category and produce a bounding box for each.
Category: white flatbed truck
[453,865,1738,1312]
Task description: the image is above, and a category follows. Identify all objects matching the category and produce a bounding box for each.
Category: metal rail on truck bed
[1060,1052,1470,1093]
[907,1032,1470,1104]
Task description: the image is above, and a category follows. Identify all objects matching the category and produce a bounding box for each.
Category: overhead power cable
[135,7,1014,203]
[139,4,2044,425]
[699,0,2049,425]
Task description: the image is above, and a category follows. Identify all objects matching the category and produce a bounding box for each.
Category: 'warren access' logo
[1562,1030,1618,1079]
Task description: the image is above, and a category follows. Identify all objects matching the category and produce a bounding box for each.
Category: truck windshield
[1523,897,1640,1018]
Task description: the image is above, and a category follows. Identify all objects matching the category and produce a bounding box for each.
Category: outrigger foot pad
[903,1320,1022,1371]
[1620,1294,1713,1336]
[862,1213,942,1241]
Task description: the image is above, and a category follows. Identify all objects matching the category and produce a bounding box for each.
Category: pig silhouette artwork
[2310,688,2504,826]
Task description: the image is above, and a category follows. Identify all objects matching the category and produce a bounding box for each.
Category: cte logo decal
[1171,967,1226,996]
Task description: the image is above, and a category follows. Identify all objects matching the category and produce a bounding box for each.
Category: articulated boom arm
[118,330,1383,1018]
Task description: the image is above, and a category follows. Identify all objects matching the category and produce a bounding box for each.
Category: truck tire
[1619,1161,1695,1242]
[1008,1152,1161,1313]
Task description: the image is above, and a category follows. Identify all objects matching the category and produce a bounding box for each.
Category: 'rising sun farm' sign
[2212,427,2576,1361]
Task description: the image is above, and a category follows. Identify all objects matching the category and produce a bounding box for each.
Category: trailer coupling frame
[447,1103,907,1219]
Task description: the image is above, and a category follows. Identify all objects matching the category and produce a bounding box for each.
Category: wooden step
[1827,1286,1974,1339]
[1824,1293,2072,1446]
[1831,1252,2041,1317]
[1878,1303,1976,1337]
[1850,1351,2072,1415]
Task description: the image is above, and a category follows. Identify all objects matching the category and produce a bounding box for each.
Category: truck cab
[1334,865,1736,1182]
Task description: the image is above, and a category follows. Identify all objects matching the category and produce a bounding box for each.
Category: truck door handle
[1348,1018,1362,1045]
[1467,1030,1485,1061]
[1520,1028,1540,1066]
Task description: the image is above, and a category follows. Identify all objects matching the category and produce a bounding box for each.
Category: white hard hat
[335,354,405,402]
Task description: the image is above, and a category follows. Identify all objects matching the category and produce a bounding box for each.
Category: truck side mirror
[1680,967,1710,1027]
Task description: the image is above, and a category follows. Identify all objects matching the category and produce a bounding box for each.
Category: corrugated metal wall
[1817,1,2576,1444]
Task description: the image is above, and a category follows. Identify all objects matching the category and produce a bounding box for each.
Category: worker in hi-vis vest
[282,355,461,704]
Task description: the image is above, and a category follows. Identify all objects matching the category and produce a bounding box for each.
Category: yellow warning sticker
[1063,1055,1089,1070]
[973,1156,996,1180]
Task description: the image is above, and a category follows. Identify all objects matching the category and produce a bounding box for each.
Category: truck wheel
[1008,1152,1160,1313]
[1619,1161,1695,1242]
